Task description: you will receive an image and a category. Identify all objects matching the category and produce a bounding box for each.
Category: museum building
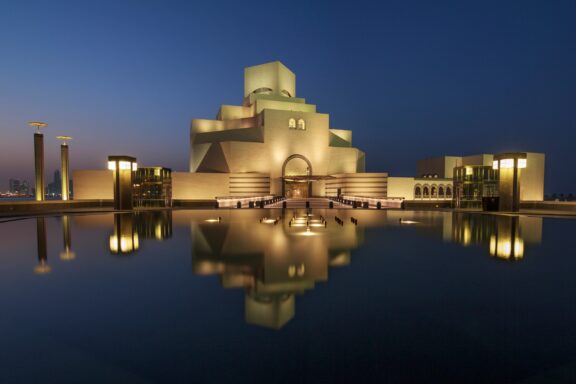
[171,61,387,200]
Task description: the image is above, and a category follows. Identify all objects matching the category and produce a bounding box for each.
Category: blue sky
[1,0,574,192]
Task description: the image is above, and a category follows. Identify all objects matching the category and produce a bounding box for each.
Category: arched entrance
[282,154,312,198]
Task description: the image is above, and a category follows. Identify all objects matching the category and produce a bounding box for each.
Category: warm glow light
[489,235,496,256]
[33,263,52,274]
[132,163,138,171]
[109,235,118,252]
[108,161,116,170]
[499,159,514,169]
[155,224,163,240]
[119,161,132,170]
[463,226,471,246]
[492,160,499,170]
[299,227,316,236]
[518,159,527,169]
[60,251,76,261]
[120,235,132,252]
[514,239,524,258]
[465,167,473,176]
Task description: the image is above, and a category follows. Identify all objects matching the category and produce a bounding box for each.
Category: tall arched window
[415,186,422,199]
[423,186,430,198]
[431,186,437,198]
[438,186,444,198]
[288,118,296,129]
[297,119,306,130]
[446,187,452,197]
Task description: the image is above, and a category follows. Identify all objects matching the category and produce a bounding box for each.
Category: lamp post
[28,121,48,201]
[56,136,72,200]
[107,155,137,210]
[493,153,527,212]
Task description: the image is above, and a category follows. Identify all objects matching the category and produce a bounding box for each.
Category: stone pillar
[108,156,137,210]
[34,133,44,201]
[61,143,70,200]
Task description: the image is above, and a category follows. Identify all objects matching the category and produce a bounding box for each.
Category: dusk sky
[1,0,574,193]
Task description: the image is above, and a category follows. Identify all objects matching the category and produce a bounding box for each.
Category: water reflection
[191,209,362,329]
[34,217,51,274]
[109,211,173,255]
[450,213,542,260]
[60,215,76,261]
[109,213,139,254]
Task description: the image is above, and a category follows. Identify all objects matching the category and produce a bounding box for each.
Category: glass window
[288,118,296,129]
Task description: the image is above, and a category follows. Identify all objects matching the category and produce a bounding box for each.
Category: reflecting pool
[1,209,576,383]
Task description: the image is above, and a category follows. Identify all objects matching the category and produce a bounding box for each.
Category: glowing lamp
[499,159,514,169]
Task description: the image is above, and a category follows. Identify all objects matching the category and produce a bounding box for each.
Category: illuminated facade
[388,152,545,205]
[173,61,386,200]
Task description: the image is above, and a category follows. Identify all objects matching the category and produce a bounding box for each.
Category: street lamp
[28,121,48,201]
[56,135,73,200]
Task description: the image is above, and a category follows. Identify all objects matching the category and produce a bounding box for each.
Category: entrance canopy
[282,175,334,182]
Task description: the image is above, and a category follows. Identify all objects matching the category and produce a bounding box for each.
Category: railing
[215,195,280,208]
[331,195,404,209]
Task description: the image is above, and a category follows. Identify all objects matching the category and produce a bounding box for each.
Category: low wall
[172,200,217,208]
[0,200,113,215]
[521,201,576,212]
[402,200,453,209]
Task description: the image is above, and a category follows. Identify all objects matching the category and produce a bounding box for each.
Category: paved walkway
[265,198,351,209]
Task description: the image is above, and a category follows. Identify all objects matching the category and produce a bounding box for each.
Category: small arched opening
[414,186,422,199]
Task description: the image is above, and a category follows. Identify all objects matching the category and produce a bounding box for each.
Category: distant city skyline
[1,0,574,192]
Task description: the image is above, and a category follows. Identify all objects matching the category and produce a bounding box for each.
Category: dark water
[0,209,575,383]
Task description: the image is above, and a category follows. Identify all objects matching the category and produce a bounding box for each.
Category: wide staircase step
[266,198,351,209]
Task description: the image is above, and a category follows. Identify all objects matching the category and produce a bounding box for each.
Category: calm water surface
[1,209,575,383]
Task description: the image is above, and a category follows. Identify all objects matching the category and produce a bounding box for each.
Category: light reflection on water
[4,209,576,383]
[27,210,542,328]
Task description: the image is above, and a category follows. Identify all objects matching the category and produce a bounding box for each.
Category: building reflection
[109,211,173,255]
[60,215,76,261]
[450,213,542,260]
[34,217,51,274]
[191,209,363,329]
[135,211,173,240]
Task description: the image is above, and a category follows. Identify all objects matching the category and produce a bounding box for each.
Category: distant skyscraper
[48,170,62,197]
[9,178,21,193]
[8,178,31,195]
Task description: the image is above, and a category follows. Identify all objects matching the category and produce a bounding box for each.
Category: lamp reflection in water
[450,213,541,260]
[60,215,76,260]
[489,216,524,260]
[34,217,51,274]
[109,214,139,254]
[191,209,362,329]
[108,212,173,255]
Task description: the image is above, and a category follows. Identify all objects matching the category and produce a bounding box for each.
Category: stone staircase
[265,198,351,209]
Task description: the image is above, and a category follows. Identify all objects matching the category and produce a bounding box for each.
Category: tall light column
[29,121,48,201]
[57,136,72,200]
[493,152,527,212]
[108,155,137,210]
